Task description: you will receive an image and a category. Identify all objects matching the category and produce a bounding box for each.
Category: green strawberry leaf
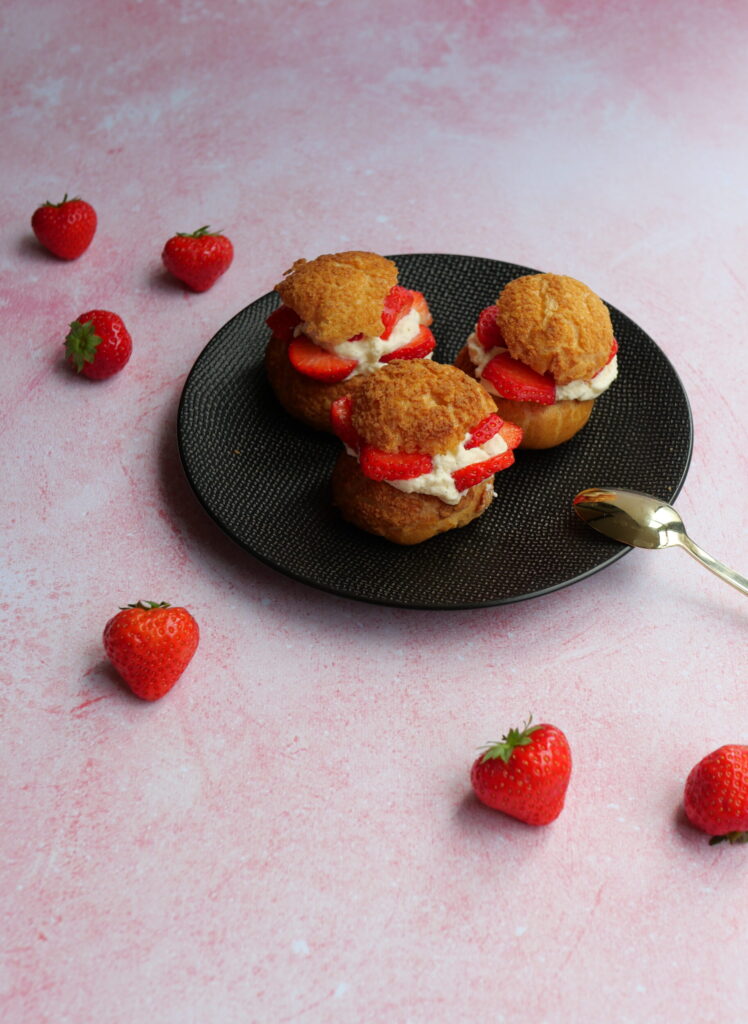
[708,831,748,846]
[119,601,172,610]
[64,319,101,372]
[45,193,81,207]
[479,715,540,764]
[176,225,222,238]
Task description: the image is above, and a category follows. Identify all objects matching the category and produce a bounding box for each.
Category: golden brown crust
[350,360,495,456]
[275,251,397,343]
[496,273,613,385]
[331,452,493,544]
[264,334,367,432]
[454,343,592,448]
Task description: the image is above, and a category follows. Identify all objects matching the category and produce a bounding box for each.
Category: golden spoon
[573,488,748,596]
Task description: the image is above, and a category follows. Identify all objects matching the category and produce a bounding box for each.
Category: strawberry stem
[176,225,221,238]
[708,831,748,846]
[479,715,539,764]
[65,319,101,372]
[45,193,80,206]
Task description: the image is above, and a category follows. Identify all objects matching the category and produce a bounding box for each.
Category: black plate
[177,254,693,609]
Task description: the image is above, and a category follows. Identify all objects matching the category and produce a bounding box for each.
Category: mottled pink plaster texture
[1,0,747,1021]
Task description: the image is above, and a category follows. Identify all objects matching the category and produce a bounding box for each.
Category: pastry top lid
[351,360,496,456]
[495,273,614,385]
[275,251,397,344]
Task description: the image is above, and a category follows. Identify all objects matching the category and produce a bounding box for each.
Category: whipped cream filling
[298,308,428,379]
[386,430,509,506]
[554,356,618,400]
[466,332,618,402]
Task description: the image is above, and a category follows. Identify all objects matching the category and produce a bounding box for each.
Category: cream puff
[455,273,618,449]
[265,250,435,431]
[329,360,522,545]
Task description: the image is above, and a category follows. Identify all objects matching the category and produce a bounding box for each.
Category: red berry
[452,449,514,491]
[379,324,436,363]
[410,289,432,325]
[330,395,360,449]
[103,601,200,701]
[288,335,357,382]
[380,285,414,339]
[605,337,619,365]
[499,420,523,449]
[684,745,748,845]
[65,310,132,379]
[266,304,301,342]
[31,194,97,260]
[162,225,234,292]
[471,718,572,826]
[359,445,433,481]
[475,306,504,350]
[464,412,503,450]
[482,352,556,405]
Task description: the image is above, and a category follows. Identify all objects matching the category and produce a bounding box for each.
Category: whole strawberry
[31,193,97,259]
[684,745,748,845]
[471,716,572,825]
[103,601,199,701]
[161,225,233,292]
[65,310,132,379]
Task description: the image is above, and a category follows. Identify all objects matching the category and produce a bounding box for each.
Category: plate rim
[177,252,694,610]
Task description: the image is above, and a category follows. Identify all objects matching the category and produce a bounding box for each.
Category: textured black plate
[178,254,693,609]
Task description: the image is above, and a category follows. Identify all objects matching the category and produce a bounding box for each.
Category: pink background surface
[2,1,747,1021]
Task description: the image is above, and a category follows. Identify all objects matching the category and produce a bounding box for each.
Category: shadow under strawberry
[454,790,559,843]
[79,656,134,703]
[17,233,61,261]
[147,265,191,294]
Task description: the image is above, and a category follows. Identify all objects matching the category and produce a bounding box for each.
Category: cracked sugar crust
[349,360,496,456]
[275,251,398,344]
[495,273,614,385]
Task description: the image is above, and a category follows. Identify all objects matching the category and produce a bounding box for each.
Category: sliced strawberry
[330,395,360,449]
[452,449,515,492]
[410,289,432,326]
[266,304,301,342]
[482,352,556,405]
[288,335,357,382]
[359,444,432,481]
[379,324,435,363]
[381,285,414,339]
[499,420,523,449]
[465,412,503,450]
[475,306,504,350]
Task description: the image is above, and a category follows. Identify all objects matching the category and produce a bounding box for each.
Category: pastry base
[265,334,368,433]
[331,452,493,545]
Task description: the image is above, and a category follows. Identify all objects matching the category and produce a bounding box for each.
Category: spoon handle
[679,535,748,596]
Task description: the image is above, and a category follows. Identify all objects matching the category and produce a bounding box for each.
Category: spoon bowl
[573,488,687,549]
[573,488,747,596]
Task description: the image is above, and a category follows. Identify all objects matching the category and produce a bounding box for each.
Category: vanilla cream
[466,331,618,402]
[554,356,618,400]
[387,430,509,506]
[297,308,429,379]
